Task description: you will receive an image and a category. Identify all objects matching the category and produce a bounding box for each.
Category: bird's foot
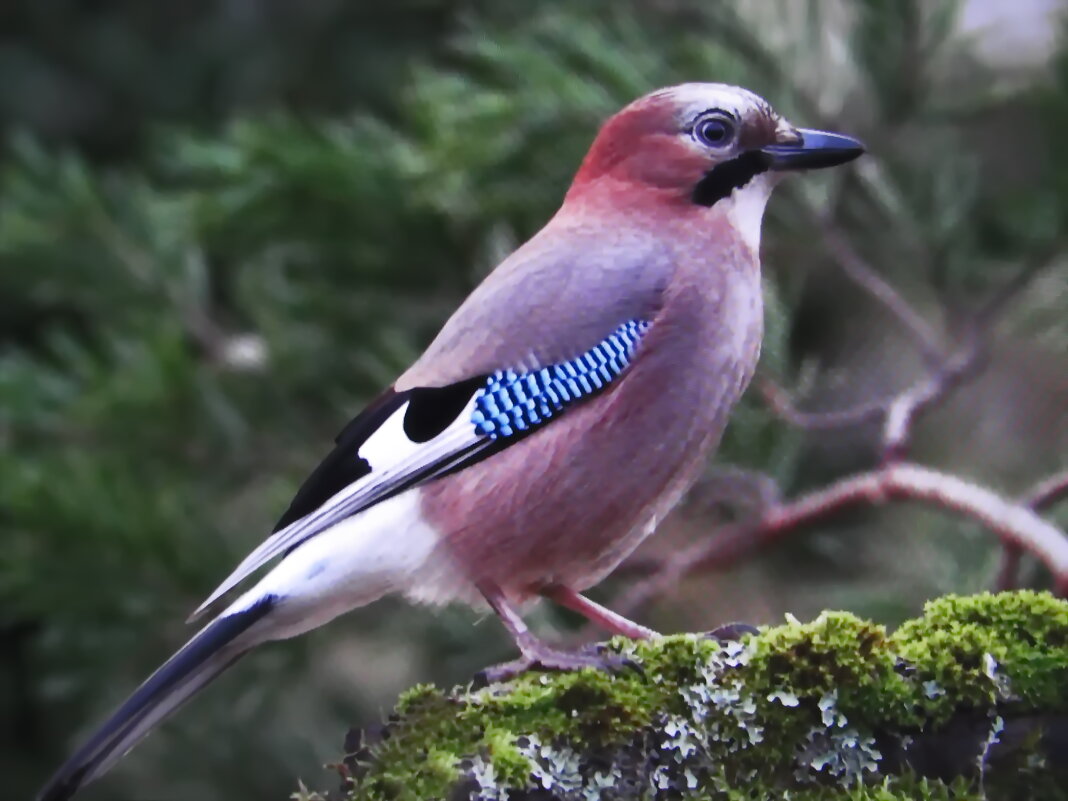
[474,642,641,687]
[701,622,760,642]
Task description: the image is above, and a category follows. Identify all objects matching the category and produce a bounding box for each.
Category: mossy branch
[297,591,1068,801]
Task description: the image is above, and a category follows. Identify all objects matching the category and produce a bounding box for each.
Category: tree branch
[757,377,887,430]
[996,468,1068,590]
[818,217,946,366]
[615,463,1068,618]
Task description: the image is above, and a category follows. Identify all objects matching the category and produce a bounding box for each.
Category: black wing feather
[271,389,406,532]
[272,377,487,533]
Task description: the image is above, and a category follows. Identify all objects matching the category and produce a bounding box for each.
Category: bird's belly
[420,344,753,602]
[421,406,720,601]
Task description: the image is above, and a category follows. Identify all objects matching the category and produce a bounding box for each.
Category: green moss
[892,591,1068,719]
[314,592,1068,800]
[733,610,914,780]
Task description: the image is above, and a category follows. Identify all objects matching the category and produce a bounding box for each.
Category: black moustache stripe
[691,151,769,207]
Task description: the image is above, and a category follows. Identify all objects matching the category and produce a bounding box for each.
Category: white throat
[722,173,774,255]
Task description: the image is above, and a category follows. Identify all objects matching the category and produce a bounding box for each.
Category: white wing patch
[357,399,428,468]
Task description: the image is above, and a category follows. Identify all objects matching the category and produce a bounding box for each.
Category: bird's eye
[693,113,736,149]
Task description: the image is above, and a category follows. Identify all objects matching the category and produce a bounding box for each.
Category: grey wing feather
[398,223,674,388]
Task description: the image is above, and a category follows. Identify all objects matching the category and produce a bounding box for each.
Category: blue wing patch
[471,319,651,439]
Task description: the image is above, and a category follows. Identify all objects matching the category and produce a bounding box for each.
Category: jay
[39,83,862,801]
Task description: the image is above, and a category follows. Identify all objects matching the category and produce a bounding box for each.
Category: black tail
[37,595,276,801]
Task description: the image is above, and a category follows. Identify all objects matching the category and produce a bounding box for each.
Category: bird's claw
[576,641,644,672]
[701,621,760,642]
[473,644,641,687]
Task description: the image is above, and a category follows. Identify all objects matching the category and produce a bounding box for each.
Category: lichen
[303,591,1068,801]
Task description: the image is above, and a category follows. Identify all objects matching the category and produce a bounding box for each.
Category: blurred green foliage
[2,1,1067,799]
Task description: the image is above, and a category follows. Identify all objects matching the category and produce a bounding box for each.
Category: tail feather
[37,595,277,801]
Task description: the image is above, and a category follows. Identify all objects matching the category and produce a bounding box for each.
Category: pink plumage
[38,83,863,801]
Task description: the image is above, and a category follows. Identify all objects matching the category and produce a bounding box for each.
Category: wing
[395,223,674,388]
[189,319,652,620]
[270,383,481,534]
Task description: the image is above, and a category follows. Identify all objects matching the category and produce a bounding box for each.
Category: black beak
[761,128,864,171]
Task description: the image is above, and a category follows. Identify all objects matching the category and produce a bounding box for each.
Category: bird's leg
[474,582,641,685]
[541,584,658,639]
[542,585,756,647]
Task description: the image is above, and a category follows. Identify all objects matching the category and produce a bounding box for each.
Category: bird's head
[566,83,863,245]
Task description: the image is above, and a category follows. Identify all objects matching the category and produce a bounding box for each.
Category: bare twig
[994,547,1025,594]
[763,248,1061,462]
[881,242,1063,460]
[818,218,947,366]
[973,245,1062,326]
[1022,470,1068,512]
[758,378,887,430]
[682,466,783,518]
[761,340,985,463]
[996,469,1068,590]
[615,462,1068,618]
[879,342,987,461]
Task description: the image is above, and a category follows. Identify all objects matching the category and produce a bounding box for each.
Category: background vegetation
[2,1,1066,799]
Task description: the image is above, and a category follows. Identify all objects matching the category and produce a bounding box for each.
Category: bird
[38,82,863,801]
